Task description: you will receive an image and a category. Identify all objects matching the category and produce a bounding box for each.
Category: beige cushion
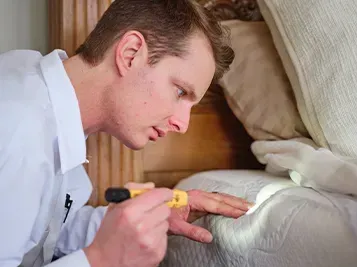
[219,20,308,140]
[257,0,357,157]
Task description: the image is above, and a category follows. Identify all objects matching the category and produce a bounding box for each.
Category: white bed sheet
[160,170,357,267]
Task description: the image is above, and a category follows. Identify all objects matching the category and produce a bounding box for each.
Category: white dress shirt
[0,49,107,266]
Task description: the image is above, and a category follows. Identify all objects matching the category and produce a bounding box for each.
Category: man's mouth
[153,127,167,137]
[149,127,166,141]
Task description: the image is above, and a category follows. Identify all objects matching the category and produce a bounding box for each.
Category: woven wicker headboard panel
[198,0,263,21]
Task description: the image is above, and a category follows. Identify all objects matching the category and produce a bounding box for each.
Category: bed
[48,0,357,266]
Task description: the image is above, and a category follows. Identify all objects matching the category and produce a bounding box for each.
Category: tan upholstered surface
[219,20,309,141]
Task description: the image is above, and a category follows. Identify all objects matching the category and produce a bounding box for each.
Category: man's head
[75,0,234,150]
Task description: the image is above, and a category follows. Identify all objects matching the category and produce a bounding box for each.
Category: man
[0,0,251,266]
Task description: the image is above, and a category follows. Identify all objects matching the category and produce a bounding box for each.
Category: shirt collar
[39,49,87,174]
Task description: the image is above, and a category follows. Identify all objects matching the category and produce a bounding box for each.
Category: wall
[0,0,48,54]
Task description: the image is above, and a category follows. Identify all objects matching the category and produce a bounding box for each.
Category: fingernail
[202,233,213,243]
[197,231,213,243]
[248,203,255,209]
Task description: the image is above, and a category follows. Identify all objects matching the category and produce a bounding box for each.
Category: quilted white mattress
[160,170,357,267]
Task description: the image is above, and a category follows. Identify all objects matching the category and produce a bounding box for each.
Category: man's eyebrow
[181,81,198,101]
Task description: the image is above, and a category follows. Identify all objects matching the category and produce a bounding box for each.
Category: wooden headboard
[48,0,264,206]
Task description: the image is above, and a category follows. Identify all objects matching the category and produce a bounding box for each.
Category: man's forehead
[160,33,215,100]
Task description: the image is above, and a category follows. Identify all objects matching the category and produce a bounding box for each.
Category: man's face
[106,33,215,150]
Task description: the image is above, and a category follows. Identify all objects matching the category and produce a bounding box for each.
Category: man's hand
[168,190,253,243]
[84,186,173,267]
[122,183,253,244]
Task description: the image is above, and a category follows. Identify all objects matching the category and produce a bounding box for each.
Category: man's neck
[63,55,108,136]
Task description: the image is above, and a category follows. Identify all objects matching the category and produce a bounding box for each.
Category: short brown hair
[76,0,234,81]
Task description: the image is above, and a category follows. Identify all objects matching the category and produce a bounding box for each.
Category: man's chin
[110,132,149,150]
[122,139,148,151]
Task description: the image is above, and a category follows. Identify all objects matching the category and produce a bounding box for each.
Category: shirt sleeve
[46,250,90,267]
[0,115,53,265]
[54,205,108,257]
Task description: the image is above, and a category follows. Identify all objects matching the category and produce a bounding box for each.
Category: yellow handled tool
[105,187,188,208]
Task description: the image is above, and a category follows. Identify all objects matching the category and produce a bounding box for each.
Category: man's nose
[168,107,191,134]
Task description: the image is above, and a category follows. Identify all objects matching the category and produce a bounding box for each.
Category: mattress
[160,170,357,267]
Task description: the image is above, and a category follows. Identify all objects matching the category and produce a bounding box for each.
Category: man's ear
[114,31,148,77]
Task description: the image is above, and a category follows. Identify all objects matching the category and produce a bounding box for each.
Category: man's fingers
[124,182,155,190]
[107,203,116,212]
[188,190,250,219]
[149,222,169,265]
[169,220,213,243]
[206,196,247,218]
[187,211,207,223]
[207,192,253,211]
[139,203,171,231]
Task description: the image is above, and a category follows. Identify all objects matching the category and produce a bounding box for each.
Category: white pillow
[257,0,357,157]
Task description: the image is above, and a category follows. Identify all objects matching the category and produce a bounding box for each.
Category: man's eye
[177,87,186,97]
